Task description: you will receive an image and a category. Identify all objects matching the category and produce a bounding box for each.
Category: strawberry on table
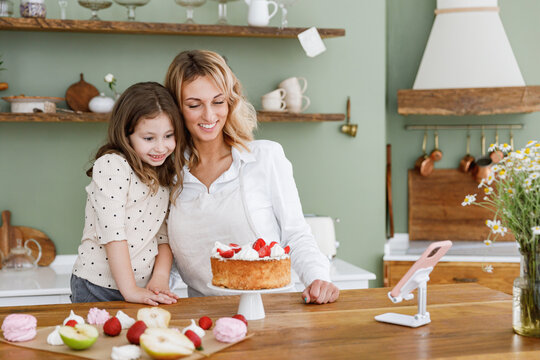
[232,314,248,327]
[184,330,202,350]
[65,320,78,327]
[103,317,121,337]
[198,316,212,330]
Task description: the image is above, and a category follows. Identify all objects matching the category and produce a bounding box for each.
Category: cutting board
[65,73,99,112]
[0,211,56,267]
[408,169,515,242]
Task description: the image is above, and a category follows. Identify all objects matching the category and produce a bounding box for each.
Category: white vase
[89,93,115,113]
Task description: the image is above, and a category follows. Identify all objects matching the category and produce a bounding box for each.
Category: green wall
[0,1,387,284]
[388,0,540,234]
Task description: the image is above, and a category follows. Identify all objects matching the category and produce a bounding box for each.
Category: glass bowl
[113,0,150,21]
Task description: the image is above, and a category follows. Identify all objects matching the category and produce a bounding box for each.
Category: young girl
[71,82,185,305]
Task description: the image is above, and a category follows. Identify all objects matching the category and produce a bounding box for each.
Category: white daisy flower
[488,143,498,152]
[462,194,476,206]
[482,264,494,273]
[104,73,115,83]
[526,140,537,148]
[501,143,512,152]
[491,165,502,173]
[511,150,525,160]
[484,239,492,246]
[485,174,495,185]
[533,226,540,235]
[483,187,493,196]
[530,173,539,180]
[477,178,486,188]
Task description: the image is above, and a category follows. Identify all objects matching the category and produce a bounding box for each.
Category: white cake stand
[207,283,295,320]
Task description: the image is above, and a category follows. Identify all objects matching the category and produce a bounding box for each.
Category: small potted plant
[0,54,7,91]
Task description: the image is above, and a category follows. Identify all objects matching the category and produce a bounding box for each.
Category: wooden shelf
[398,86,540,116]
[0,17,345,39]
[0,112,345,123]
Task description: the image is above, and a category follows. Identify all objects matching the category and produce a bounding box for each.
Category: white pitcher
[245,0,278,27]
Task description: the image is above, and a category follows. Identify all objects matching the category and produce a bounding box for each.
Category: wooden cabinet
[384,260,519,295]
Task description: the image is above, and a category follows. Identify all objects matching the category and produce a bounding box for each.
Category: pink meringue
[213,317,247,343]
[87,307,110,325]
[1,314,37,342]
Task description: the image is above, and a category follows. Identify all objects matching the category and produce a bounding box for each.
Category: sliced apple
[137,307,171,328]
[59,324,99,350]
[140,328,195,359]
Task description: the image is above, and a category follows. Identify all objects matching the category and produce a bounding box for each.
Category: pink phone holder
[375,240,452,327]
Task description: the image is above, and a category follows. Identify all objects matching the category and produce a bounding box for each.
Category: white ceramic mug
[262,88,286,100]
[245,0,278,27]
[261,96,286,111]
[286,95,310,113]
[278,77,308,99]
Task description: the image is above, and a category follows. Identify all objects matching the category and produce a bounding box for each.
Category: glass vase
[513,248,540,337]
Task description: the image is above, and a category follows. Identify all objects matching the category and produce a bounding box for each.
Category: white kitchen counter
[0,256,375,307]
[384,233,520,263]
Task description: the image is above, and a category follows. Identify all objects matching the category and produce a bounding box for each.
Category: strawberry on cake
[210,239,291,290]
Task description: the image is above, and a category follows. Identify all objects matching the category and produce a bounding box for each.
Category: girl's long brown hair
[87,82,185,204]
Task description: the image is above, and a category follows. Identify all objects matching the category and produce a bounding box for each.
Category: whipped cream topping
[87,307,110,325]
[115,310,136,329]
[235,246,259,260]
[182,319,205,338]
[111,344,141,360]
[270,244,285,257]
[63,310,85,325]
[212,241,290,260]
[46,325,63,346]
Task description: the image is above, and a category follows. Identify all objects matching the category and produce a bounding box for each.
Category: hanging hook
[340,96,358,137]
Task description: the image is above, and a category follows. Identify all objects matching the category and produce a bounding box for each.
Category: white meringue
[182,319,205,338]
[111,344,141,360]
[46,325,63,346]
[62,310,85,325]
[116,310,136,329]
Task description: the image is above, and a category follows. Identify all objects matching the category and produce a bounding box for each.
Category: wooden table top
[1,284,539,359]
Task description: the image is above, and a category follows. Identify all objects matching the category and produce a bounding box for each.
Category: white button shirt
[170,140,331,287]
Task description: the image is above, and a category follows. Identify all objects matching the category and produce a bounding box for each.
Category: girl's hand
[146,275,180,300]
[302,280,340,304]
[123,286,177,306]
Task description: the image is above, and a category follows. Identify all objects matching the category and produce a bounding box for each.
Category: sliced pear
[59,324,99,350]
[137,307,171,328]
[140,328,195,359]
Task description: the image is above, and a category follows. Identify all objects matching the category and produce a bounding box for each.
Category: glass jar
[0,0,14,17]
[20,0,46,18]
[513,248,540,337]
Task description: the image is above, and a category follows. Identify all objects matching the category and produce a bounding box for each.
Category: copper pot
[415,131,434,176]
[429,131,443,162]
[489,130,504,163]
[473,132,492,183]
[459,134,475,173]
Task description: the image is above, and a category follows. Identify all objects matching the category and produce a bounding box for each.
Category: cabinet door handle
[453,277,478,283]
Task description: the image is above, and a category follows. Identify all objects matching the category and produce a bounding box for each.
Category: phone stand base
[375,312,431,328]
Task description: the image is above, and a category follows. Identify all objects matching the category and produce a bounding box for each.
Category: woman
[165,50,339,304]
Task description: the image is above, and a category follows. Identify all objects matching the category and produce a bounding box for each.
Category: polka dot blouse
[72,153,170,290]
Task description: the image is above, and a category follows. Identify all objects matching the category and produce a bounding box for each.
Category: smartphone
[389,240,452,300]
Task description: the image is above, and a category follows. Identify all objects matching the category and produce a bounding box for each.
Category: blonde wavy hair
[87,82,185,204]
[164,50,257,168]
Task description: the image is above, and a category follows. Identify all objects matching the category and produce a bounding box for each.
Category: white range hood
[413,0,525,90]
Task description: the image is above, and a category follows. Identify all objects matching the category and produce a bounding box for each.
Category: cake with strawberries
[211,239,291,290]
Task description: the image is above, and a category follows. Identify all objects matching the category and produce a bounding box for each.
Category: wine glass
[276,0,298,29]
[77,0,112,20]
[211,0,239,25]
[58,0,68,19]
[113,0,150,21]
[175,0,206,24]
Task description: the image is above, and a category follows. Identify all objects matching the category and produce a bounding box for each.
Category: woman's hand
[123,286,177,306]
[302,280,339,304]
